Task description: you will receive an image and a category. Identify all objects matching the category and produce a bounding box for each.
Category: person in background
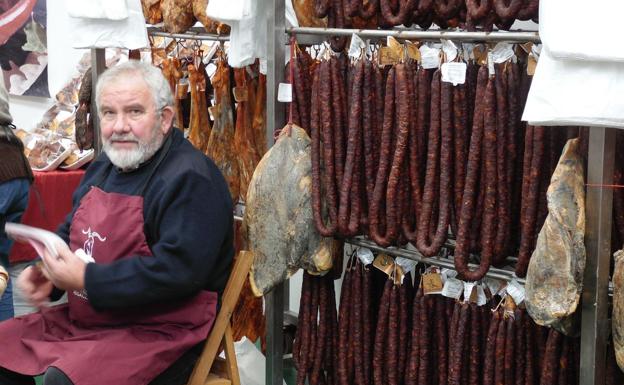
[0,60,234,385]
[0,76,33,321]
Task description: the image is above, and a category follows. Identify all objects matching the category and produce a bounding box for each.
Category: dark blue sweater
[56,128,234,311]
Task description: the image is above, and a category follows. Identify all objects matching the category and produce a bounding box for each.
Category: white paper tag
[356,247,375,266]
[259,59,267,75]
[441,39,458,62]
[476,285,487,306]
[440,268,458,284]
[463,281,476,301]
[484,277,505,297]
[441,278,464,299]
[348,33,367,59]
[206,63,217,78]
[487,51,495,75]
[532,44,542,58]
[491,42,515,64]
[395,257,417,276]
[420,45,441,69]
[441,62,467,85]
[506,279,526,305]
[462,43,475,61]
[277,83,293,102]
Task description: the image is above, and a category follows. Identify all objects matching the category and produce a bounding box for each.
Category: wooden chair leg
[223,323,240,385]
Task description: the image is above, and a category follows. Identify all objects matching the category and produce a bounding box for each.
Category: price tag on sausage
[487,51,496,75]
[441,278,464,299]
[422,272,444,295]
[405,41,421,61]
[441,268,458,284]
[277,82,293,102]
[373,254,395,277]
[505,279,526,305]
[441,39,458,62]
[420,45,441,69]
[441,62,467,85]
[356,247,374,266]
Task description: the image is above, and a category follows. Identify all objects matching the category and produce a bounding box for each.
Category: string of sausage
[453,66,495,281]
[402,63,421,243]
[338,259,353,385]
[451,82,468,236]
[311,61,338,237]
[492,64,511,266]
[369,64,410,246]
[404,286,423,385]
[515,126,545,277]
[374,279,392,385]
[416,70,452,257]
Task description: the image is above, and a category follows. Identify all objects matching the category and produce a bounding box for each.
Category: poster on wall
[0,0,48,98]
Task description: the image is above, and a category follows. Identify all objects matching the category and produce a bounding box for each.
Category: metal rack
[265,19,615,385]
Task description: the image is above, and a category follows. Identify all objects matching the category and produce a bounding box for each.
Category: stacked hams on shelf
[141,0,229,34]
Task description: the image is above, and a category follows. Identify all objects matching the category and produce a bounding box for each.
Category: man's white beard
[103,128,164,171]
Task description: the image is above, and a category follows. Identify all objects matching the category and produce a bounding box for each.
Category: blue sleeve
[83,169,233,310]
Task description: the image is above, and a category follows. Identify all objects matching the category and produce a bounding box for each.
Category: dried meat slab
[613,249,624,371]
[525,138,585,336]
[244,124,332,296]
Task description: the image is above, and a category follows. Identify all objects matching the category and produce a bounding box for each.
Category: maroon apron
[0,138,218,384]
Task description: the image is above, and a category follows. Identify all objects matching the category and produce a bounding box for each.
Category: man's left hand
[40,247,87,292]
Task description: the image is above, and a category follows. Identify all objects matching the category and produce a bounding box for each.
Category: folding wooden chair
[186,250,254,385]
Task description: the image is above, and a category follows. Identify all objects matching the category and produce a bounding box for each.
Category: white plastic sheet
[522,46,624,128]
[540,0,624,62]
[219,337,287,385]
[67,0,148,49]
[65,0,129,20]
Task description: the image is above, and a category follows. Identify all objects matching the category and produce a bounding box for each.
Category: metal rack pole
[287,26,540,43]
[580,126,616,385]
[90,48,106,155]
[266,0,286,383]
[146,27,230,41]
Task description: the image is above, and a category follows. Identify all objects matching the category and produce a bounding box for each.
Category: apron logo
[74,228,106,302]
[81,227,107,258]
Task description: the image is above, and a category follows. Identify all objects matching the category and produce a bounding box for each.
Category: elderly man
[0,60,234,385]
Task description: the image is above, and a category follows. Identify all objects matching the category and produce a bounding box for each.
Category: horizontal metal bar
[147,26,230,41]
[347,237,525,284]
[287,26,540,43]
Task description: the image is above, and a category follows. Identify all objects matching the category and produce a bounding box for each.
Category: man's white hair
[95,60,174,112]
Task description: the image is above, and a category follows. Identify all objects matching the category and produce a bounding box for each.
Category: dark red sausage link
[315,0,330,17]
[517,0,539,20]
[540,328,563,385]
[329,0,348,52]
[330,57,346,192]
[483,310,500,385]
[466,0,491,20]
[493,0,523,20]
[405,287,423,385]
[454,66,493,281]
[449,302,469,385]
[402,64,421,243]
[494,312,507,385]
[515,126,545,277]
[398,273,411,382]
[311,276,329,385]
[352,264,365,385]
[435,296,449,385]
[374,279,392,385]
[417,70,452,257]
[379,0,411,26]
[468,303,481,385]
[387,284,400,385]
[493,65,510,266]
[514,309,526,385]
[504,316,516,385]
[337,265,352,385]
[452,83,468,236]
[362,265,373,385]
[338,59,365,236]
[417,295,433,385]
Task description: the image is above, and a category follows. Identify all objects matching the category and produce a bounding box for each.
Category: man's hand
[17,265,54,308]
[40,247,87,292]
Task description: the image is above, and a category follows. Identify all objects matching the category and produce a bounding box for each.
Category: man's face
[99,76,173,170]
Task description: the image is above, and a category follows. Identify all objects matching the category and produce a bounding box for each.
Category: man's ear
[160,106,175,134]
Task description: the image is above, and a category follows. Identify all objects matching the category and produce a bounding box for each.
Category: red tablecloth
[9,169,85,264]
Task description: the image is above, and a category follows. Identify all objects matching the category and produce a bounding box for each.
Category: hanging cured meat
[188,62,211,153]
[233,67,261,202]
[207,60,240,203]
[525,138,585,336]
[244,124,333,296]
[292,0,329,27]
[75,67,94,151]
[141,0,162,24]
[251,73,268,158]
[161,0,196,33]
[192,0,231,34]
